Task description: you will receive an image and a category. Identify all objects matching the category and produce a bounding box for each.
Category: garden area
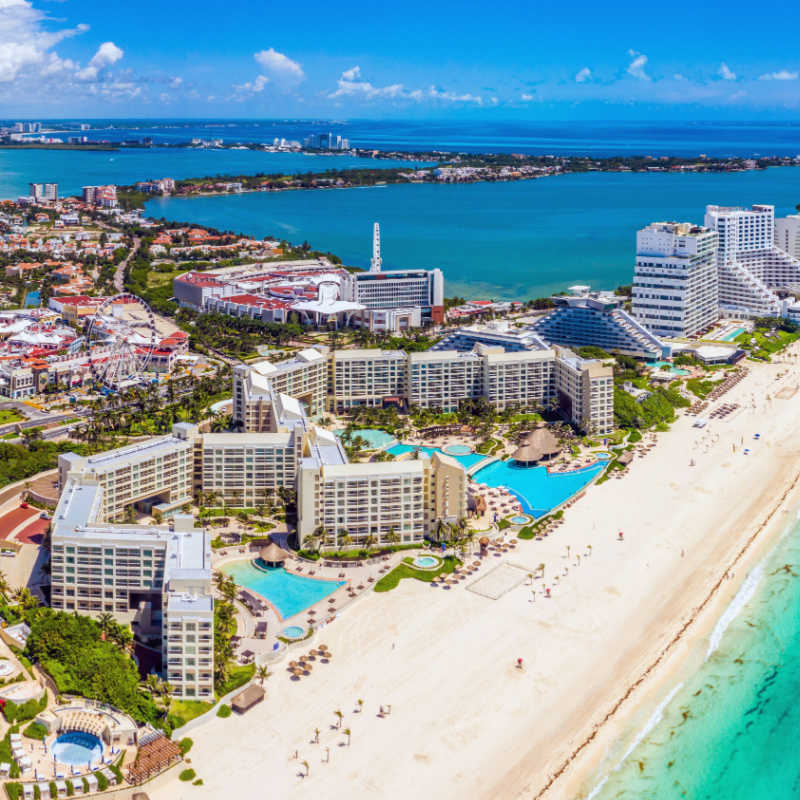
[374,555,461,592]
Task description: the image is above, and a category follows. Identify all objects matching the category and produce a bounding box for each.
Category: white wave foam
[586,681,684,800]
[704,561,764,660]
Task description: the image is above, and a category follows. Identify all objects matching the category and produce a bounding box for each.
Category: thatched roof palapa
[514,428,561,463]
[260,542,290,562]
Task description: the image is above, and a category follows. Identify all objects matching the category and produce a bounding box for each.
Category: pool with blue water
[386,443,487,469]
[52,731,103,766]
[220,560,345,620]
[474,457,609,517]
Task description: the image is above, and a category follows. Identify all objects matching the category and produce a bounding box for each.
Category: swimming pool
[647,360,690,376]
[443,444,474,456]
[220,561,345,620]
[334,428,395,449]
[281,625,305,639]
[473,457,609,517]
[413,555,440,569]
[721,326,746,342]
[386,443,487,469]
[52,732,103,766]
[510,515,532,525]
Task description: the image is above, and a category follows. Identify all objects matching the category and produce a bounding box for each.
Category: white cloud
[427,86,483,104]
[77,41,123,80]
[0,0,89,83]
[341,65,361,81]
[253,47,303,85]
[169,76,183,88]
[575,67,591,83]
[717,62,736,81]
[673,73,686,81]
[627,50,649,80]
[233,74,269,96]
[520,92,535,101]
[759,69,798,80]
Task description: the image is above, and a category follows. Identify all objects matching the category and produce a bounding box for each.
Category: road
[114,234,140,293]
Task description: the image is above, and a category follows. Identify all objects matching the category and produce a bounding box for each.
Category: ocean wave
[704,561,764,661]
[586,681,684,800]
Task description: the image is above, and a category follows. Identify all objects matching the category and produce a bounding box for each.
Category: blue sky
[2,0,800,118]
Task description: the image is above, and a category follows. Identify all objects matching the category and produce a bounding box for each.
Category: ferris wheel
[87,293,159,389]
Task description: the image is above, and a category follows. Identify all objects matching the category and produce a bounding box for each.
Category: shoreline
[537,455,800,800]
[147,351,800,800]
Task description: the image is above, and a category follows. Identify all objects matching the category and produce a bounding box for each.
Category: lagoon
[150,167,800,299]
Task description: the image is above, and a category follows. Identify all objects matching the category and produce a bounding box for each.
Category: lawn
[373,555,460,592]
[736,328,799,360]
[167,699,214,729]
[0,410,23,425]
[216,663,255,697]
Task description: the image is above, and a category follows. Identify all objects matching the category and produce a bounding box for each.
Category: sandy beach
[150,349,800,800]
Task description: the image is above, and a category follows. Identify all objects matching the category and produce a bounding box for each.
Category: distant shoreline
[0,143,118,151]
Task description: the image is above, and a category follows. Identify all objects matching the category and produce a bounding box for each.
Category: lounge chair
[56,780,67,797]
[22,785,33,800]
[0,762,10,776]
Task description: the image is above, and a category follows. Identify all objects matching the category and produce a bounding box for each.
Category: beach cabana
[231,684,265,714]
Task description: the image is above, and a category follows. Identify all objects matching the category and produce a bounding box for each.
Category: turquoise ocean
[149,167,800,299]
[586,510,800,800]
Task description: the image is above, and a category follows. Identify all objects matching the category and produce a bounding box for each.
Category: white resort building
[632,222,720,338]
[704,204,800,317]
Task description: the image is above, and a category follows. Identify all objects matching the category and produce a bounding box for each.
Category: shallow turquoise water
[386,442,487,469]
[588,513,800,800]
[473,457,608,517]
[220,560,344,620]
[334,428,395,449]
[52,731,102,766]
[151,167,800,299]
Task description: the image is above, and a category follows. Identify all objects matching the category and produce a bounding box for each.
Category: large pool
[220,561,345,620]
[721,326,746,342]
[473,457,609,517]
[52,731,103,766]
[386,443,487,469]
[334,428,395,449]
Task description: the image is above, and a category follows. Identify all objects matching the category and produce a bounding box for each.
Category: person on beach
[516,657,524,670]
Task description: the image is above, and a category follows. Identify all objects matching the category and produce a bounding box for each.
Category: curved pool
[474,456,609,518]
[220,561,345,620]
[334,428,395,449]
[413,555,440,569]
[281,625,305,639]
[52,731,103,766]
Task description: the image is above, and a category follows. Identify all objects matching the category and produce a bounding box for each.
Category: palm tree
[256,665,271,686]
[301,760,309,777]
[314,727,320,744]
[0,570,10,599]
[334,709,343,728]
[97,612,115,636]
[343,727,351,746]
[356,698,364,713]
[538,563,545,580]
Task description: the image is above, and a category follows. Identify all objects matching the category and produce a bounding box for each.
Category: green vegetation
[373,555,460,592]
[23,608,157,724]
[577,346,613,359]
[735,321,800,360]
[179,769,197,782]
[216,703,232,718]
[497,518,511,530]
[109,763,124,784]
[167,700,214,730]
[613,385,688,430]
[686,378,717,398]
[22,721,47,740]
[216,663,255,697]
[3,695,47,724]
[627,429,642,444]
[476,438,500,455]
[178,737,194,756]
[0,409,23,425]
[0,439,96,493]
[96,772,108,791]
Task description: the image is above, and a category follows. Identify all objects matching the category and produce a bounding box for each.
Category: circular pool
[281,625,305,640]
[51,731,103,766]
[510,515,532,525]
[413,555,440,569]
[443,444,474,456]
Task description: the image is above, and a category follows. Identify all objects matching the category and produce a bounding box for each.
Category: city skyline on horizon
[3,0,800,119]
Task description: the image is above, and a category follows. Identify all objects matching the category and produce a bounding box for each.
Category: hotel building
[329,349,407,411]
[534,288,669,359]
[297,448,466,547]
[632,222,719,338]
[704,204,800,317]
[341,268,445,324]
[775,214,800,260]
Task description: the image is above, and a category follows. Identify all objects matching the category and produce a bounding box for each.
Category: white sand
[152,351,800,800]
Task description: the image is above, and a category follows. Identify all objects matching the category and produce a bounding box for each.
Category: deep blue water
[150,166,800,299]
[9,118,800,156]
